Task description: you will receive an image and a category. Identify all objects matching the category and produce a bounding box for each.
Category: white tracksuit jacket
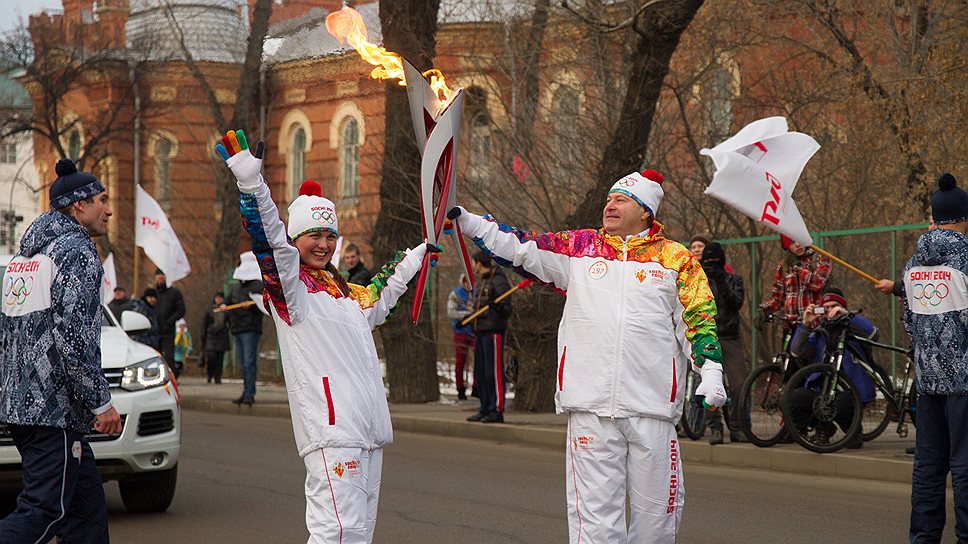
[240,183,427,456]
[455,211,722,421]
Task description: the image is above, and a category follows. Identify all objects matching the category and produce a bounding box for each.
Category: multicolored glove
[425,242,443,268]
[695,361,728,410]
[214,129,265,193]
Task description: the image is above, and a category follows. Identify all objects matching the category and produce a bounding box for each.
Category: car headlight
[121,357,170,391]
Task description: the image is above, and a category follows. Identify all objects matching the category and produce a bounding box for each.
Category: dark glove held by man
[425,242,443,254]
[446,207,462,220]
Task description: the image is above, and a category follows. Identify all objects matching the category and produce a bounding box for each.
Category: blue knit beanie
[931,173,968,225]
[49,158,105,209]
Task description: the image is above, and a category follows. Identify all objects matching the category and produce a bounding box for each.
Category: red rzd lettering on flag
[760,172,782,226]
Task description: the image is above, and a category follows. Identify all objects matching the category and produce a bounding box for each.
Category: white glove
[225,145,264,193]
[695,361,728,410]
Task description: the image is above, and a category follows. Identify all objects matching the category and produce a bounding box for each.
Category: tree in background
[373,0,443,403]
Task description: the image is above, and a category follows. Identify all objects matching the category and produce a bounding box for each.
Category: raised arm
[804,254,832,293]
[219,131,306,326]
[449,207,572,292]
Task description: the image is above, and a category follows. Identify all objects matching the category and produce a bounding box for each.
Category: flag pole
[810,245,880,284]
[459,279,531,327]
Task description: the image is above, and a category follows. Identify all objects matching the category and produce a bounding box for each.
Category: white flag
[101,252,117,305]
[332,236,343,269]
[135,185,191,285]
[233,251,261,282]
[700,117,819,246]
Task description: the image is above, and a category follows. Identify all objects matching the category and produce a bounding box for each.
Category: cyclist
[786,288,877,448]
[902,173,968,543]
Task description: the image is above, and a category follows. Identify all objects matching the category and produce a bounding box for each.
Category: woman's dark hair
[326,261,351,297]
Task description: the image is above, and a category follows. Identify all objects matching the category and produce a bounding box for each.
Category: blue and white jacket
[0,211,112,432]
[902,227,968,396]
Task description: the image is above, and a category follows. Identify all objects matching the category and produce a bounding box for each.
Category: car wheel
[118,465,177,513]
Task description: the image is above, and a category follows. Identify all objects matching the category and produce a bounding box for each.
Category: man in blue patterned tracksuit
[0,159,122,543]
[903,173,968,543]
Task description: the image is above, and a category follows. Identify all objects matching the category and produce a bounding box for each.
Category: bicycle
[842,334,917,443]
[737,313,800,448]
[779,311,917,453]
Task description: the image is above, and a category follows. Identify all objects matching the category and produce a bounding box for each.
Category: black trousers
[0,425,109,543]
[205,350,226,383]
[474,332,506,414]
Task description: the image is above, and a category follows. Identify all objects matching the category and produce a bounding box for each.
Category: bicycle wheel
[859,363,894,442]
[679,372,705,441]
[738,363,788,448]
[780,363,862,454]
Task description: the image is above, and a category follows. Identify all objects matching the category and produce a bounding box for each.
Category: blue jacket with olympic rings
[902,227,968,395]
[0,211,112,432]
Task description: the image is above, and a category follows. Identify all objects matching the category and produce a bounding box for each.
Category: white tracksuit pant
[303,447,384,544]
[566,412,684,543]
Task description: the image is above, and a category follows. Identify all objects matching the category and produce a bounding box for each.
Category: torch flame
[325,6,454,102]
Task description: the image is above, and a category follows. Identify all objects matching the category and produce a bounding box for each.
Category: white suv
[0,302,182,513]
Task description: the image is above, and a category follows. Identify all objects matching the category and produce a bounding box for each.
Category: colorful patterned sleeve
[239,182,305,326]
[55,246,112,413]
[672,248,722,369]
[457,211,588,293]
[355,246,428,329]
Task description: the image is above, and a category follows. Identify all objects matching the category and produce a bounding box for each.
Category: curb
[180,398,292,418]
[180,401,913,484]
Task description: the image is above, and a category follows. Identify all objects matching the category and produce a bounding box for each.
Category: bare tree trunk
[505,0,557,412]
[567,0,705,228]
[373,0,442,403]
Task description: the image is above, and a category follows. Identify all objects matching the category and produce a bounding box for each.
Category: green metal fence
[719,222,929,375]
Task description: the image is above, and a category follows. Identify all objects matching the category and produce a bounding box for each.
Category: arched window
[290,127,307,201]
[339,118,360,201]
[465,87,491,183]
[552,85,580,182]
[154,136,173,211]
[67,129,82,160]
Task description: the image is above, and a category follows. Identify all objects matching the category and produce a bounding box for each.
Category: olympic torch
[402,60,475,324]
[324,5,474,324]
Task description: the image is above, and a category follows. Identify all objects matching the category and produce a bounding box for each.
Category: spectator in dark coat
[153,268,185,376]
[226,278,264,404]
[700,242,748,444]
[342,243,373,285]
[201,292,230,384]
[467,251,512,424]
[129,289,160,350]
[107,286,132,322]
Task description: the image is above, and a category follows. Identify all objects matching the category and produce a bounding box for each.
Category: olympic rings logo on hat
[3,276,34,306]
[312,210,336,225]
[912,282,949,307]
[618,178,637,188]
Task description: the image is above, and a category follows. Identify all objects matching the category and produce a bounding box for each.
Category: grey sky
[1,0,64,33]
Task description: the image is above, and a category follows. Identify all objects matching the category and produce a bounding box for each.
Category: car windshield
[102,307,118,327]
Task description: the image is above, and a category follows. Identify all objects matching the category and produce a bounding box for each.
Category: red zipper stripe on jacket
[322,377,336,425]
[670,358,677,403]
[557,346,567,391]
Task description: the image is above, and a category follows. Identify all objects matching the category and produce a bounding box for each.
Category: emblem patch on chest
[588,260,608,280]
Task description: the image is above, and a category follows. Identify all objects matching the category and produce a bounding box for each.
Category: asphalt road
[12,410,958,542]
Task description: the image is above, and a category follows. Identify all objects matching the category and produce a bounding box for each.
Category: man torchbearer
[447,169,726,543]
